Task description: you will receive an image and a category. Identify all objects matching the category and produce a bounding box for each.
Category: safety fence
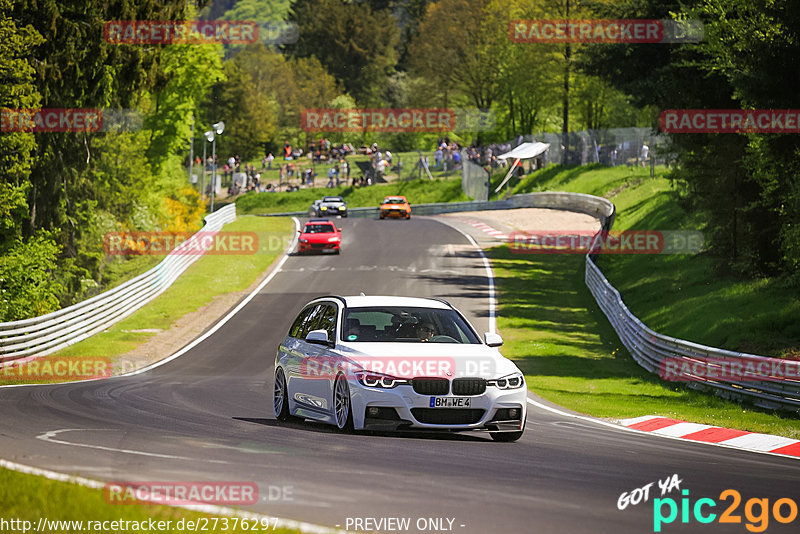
[0,204,237,365]
[573,197,800,413]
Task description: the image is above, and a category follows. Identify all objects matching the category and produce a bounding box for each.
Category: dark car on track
[309,196,348,217]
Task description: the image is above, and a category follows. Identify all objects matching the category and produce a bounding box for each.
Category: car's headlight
[340,205,347,210]
[328,236,340,242]
[320,206,328,210]
[299,238,308,243]
[488,372,525,390]
[355,371,408,389]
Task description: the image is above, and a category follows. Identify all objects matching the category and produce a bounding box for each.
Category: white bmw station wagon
[273,295,527,441]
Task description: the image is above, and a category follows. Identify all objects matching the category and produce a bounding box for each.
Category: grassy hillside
[236,176,469,215]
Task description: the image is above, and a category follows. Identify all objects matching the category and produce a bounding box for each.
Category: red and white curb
[621,415,800,458]
[467,220,508,240]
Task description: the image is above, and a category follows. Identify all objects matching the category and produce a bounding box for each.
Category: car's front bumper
[380,209,410,218]
[299,242,340,253]
[319,207,346,216]
[350,381,526,433]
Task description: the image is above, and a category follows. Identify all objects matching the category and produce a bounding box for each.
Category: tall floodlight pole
[204,130,214,209]
[209,121,225,213]
[188,115,195,191]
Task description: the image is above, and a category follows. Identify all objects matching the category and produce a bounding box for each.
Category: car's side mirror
[337,227,342,231]
[306,329,332,346]
[484,332,503,347]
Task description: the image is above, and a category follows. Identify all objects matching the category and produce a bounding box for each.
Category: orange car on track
[379,196,411,219]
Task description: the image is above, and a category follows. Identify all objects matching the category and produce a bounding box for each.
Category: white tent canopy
[493,142,550,194]
[496,141,550,160]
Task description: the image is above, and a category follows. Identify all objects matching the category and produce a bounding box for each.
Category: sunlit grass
[0,466,300,534]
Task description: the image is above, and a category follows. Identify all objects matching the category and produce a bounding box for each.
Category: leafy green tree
[214,51,279,160]
[0,0,41,187]
[286,0,400,105]
[0,235,64,320]
[582,0,800,277]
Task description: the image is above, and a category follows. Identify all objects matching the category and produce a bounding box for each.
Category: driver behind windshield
[417,322,435,342]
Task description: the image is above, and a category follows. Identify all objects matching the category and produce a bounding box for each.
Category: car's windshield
[384,198,406,204]
[341,306,480,344]
[303,224,335,234]
[323,197,343,202]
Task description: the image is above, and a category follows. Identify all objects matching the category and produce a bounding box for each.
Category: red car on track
[298,219,342,254]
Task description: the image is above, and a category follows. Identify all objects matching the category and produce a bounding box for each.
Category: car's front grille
[411,378,449,395]
[310,243,327,248]
[452,378,486,395]
[411,408,485,425]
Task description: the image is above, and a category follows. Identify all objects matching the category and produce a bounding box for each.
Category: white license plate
[430,397,471,408]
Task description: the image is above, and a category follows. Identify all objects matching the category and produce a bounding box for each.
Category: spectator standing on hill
[641,143,649,167]
[376,158,387,181]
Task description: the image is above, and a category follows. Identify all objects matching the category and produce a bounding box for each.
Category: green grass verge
[494,163,800,434]
[0,465,299,533]
[236,176,469,215]
[0,216,295,385]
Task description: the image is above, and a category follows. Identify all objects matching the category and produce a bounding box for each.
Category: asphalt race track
[1,216,799,533]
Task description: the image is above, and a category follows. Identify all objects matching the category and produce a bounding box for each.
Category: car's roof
[337,295,450,309]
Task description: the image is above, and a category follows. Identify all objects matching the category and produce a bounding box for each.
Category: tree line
[2,0,797,321]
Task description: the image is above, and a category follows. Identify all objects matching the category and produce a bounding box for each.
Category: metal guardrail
[0,204,237,365]
[575,196,800,413]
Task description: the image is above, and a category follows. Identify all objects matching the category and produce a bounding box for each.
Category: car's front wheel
[274,368,293,421]
[333,373,354,431]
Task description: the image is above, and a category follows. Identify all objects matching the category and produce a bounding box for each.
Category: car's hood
[300,233,338,242]
[320,202,345,207]
[381,203,408,209]
[332,342,520,379]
